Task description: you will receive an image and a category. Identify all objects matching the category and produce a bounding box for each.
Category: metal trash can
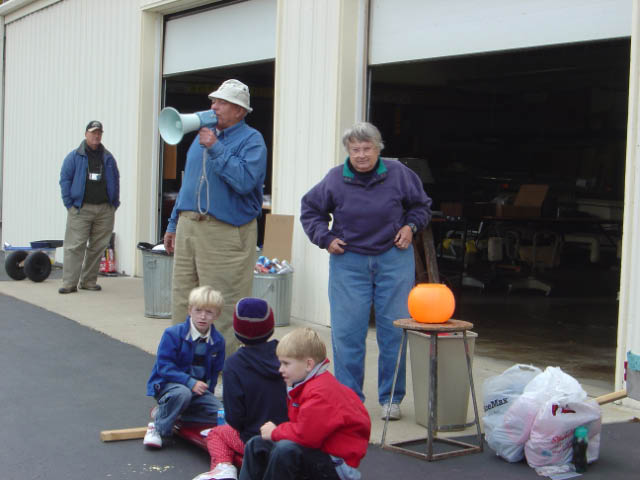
[251,271,293,326]
[138,242,173,319]
[408,330,478,430]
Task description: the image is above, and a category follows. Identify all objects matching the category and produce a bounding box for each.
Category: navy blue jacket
[146,318,225,396]
[60,140,120,209]
[222,340,288,443]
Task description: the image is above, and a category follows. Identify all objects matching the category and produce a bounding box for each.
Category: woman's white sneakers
[381,403,401,420]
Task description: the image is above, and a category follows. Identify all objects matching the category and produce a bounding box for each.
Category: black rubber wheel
[4,250,28,280]
[24,251,52,282]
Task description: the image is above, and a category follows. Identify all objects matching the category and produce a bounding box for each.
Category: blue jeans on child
[153,382,222,437]
[329,246,414,405]
[239,437,340,480]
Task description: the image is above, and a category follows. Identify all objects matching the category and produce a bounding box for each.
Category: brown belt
[179,211,215,223]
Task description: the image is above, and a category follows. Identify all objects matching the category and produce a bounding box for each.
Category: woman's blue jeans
[329,245,414,405]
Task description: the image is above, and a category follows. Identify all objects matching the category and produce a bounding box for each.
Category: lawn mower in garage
[3,240,63,282]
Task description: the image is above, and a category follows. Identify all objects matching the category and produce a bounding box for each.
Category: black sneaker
[58,286,78,294]
[79,284,102,291]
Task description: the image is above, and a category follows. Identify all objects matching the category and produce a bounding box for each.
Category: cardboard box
[261,214,294,262]
[495,184,549,218]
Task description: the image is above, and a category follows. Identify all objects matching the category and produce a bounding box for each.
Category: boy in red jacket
[239,328,371,480]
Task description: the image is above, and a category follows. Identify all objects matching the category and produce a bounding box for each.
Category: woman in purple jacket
[300,122,432,421]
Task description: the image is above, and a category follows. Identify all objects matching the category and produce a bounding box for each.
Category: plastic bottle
[572,425,588,473]
[217,408,226,426]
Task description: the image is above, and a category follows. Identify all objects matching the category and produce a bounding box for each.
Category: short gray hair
[342,122,385,151]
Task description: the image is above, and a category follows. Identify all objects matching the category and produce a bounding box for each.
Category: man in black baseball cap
[58,120,120,294]
[86,120,103,132]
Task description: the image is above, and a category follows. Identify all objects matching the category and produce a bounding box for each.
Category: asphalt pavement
[0,293,213,480]
[1,245,638,479]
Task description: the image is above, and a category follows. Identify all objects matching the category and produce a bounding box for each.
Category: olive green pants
[172,212,256,358]
[62,203,115,289]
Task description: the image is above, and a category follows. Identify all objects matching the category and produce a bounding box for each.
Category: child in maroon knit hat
[193,298,288,480]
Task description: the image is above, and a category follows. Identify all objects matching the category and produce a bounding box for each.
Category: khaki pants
[172,212,256,358]
[62,203,115,289]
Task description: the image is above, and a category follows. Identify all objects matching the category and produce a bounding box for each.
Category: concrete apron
[0,275,636,445]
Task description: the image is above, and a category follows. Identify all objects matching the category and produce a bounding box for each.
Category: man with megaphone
[163,79,267,360]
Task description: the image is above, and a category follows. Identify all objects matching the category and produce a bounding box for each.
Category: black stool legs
[381,327,483,461]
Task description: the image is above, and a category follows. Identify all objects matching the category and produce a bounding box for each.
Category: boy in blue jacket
[193,297,288,480]
[144,286,225,448]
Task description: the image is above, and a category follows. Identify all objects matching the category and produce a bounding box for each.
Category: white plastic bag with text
[482,364,542,462]
[524,398,601,468]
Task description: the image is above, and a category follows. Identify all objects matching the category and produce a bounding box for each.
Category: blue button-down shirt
[167,119,267,231]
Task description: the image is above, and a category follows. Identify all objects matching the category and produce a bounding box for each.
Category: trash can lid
[137,242,154,251]
[137,242,171,255]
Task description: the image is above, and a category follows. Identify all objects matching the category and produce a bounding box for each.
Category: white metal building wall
[1,0,141,275]
[618,0,640,408]
[273,0,365,326]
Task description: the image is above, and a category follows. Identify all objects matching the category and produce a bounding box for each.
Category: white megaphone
[158,107,218,145]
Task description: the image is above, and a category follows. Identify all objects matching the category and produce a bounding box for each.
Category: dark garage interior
[160,60,275,244]
[369,38,630,385]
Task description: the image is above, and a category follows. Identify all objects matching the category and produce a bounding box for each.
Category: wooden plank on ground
[595,389,627,405]
[100,426,147,442]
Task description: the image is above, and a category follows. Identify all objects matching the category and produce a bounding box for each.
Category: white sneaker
[192,463,237,480]
[143,422,162,448]
[381,403,401,420]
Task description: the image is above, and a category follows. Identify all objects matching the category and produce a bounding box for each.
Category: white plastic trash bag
[484,364,542,415]
[494,395,542,460]
[524,398,601,468]
[482,364,542,462]
[522,366,587,405]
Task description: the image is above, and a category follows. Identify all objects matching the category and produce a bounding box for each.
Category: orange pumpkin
[407,283,455,324]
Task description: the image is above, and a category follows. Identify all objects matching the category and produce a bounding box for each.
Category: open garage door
[368,0,632,392]
[159,1,276,243]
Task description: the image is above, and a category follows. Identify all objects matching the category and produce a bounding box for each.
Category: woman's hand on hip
[394,226,413,250]
[328,238,347,255]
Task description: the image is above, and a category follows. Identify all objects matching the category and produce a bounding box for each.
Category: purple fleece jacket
[300,158,432,255]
